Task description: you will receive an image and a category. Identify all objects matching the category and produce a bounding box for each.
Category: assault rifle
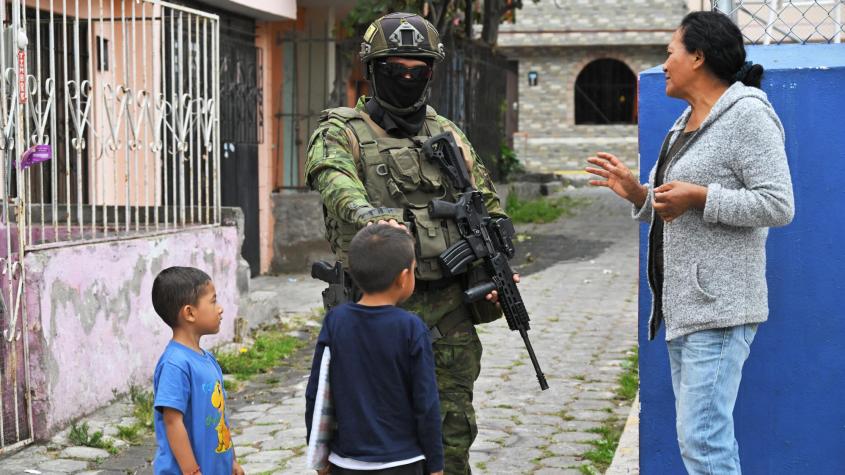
[311,261,358,312]
[422,133,549,390]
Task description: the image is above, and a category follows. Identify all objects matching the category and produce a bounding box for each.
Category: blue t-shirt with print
[153,341,234,475]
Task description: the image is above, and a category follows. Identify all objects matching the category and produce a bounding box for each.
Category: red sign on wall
[17,50,26,104]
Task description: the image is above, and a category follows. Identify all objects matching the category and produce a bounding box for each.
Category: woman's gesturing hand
[585,152,648,207]
[652,181,708,222]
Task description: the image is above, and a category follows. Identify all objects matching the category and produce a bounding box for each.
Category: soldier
[305,12,517,474]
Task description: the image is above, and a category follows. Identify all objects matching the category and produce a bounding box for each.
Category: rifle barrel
[520,328,549,390]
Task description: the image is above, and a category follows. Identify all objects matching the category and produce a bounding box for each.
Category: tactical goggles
[375,60,433,80]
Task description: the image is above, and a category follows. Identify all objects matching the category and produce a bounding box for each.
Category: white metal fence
[4,0,222,252]
[713,0,844,43]
[0,0,220,452]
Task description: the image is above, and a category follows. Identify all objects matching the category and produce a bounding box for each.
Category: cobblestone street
[0,187,640,474]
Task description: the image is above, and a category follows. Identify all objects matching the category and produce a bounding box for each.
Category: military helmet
[360,12,446,64]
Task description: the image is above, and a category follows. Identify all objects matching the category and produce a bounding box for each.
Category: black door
[219,17,262,276]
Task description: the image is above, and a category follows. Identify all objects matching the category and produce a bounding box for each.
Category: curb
[607,392,640,474]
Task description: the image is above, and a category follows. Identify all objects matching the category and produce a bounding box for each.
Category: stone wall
[513,126,640,172]
[499,0,686,47]
[507,45,665,172]
[516,45,664,134]
[496,0,688,172]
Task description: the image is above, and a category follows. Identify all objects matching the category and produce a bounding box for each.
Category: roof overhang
[198,0,296,21]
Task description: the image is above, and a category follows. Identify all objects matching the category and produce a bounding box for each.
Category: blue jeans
[667,324,758,475]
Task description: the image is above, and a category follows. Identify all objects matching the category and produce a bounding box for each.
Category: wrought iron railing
[2,0,222,254]
[0,0,221,453]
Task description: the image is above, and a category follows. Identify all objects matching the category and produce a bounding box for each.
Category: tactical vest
[319,106,466,282]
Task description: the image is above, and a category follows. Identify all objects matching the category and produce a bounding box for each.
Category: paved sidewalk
[0,188,641,474]
[465,188,639,473]
[224,188,641,474]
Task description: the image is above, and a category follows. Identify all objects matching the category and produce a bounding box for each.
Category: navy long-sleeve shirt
[305,303,444,472]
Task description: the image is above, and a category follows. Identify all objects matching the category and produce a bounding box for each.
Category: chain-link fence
[712,0,844,44]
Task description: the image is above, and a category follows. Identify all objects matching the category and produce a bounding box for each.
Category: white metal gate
[0,0,220,452]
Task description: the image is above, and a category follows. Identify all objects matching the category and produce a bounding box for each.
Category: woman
[585,11,794,475]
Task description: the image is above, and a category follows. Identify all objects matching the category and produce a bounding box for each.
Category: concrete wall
[24,225,241,438]
[637,44,845,473]
[270,190,332,274]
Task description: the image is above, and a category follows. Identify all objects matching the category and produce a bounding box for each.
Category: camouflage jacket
[305,96,505,230]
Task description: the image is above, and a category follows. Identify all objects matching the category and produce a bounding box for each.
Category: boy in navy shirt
[151,267,244,475]
[306,224,444,475]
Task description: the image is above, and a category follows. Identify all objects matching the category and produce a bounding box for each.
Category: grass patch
[129,385,154,430]
[215,331,304,379]
[506,193,586,224]
[579,464,600,475]
[616,347,639,402]
[106,385,156,446]
[578,346,640,473]
[223,379,240,393]
[116,424,143,444]
[68,422,117,454]
[475,461,488,471]
[581,421,623,469]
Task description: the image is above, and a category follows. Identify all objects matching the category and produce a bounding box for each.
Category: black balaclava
[366,60,432,138]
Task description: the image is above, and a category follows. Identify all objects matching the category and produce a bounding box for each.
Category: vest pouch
[418,151,444,192]
[407,207,456,281]
[385,147,422,193]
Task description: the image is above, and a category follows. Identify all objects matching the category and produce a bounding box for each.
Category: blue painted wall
[637,44,845,474]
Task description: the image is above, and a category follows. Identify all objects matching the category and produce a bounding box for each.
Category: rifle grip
[311,260,340,283]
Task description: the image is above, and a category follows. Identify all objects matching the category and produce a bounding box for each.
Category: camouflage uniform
[306,14,507,474]
[306,97,504,474]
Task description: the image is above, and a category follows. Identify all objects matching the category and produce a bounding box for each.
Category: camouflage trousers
[433,327,482,475]
[404,284,489,474]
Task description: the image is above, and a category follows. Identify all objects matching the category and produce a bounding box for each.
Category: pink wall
[23,225,240,438]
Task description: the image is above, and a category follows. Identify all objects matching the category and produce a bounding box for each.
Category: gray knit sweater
[634,82,795,341]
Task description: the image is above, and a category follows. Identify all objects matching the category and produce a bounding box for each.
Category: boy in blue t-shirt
[306,223,444,475]
[151,266,244,475]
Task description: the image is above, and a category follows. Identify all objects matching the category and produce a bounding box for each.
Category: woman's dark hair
[348,224,415,294]
[680,11,764,88]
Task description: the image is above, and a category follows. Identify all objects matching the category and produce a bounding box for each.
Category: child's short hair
[152,266,212,328]
[348,224,415,294]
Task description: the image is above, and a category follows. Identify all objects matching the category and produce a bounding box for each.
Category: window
[574,59,637,125]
